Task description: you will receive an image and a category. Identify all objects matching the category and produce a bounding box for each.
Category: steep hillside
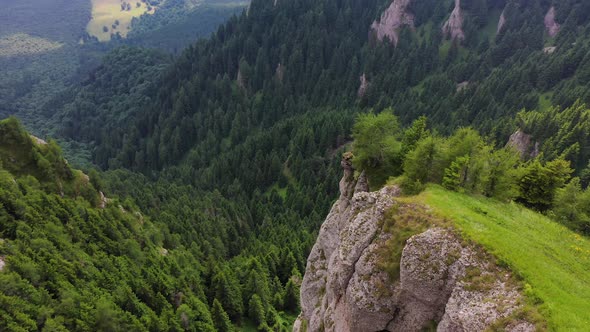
[49,0,590,179]
[0,118,306,331]
[293,98,590,331]
[0,0,91,42]
[413,186,590,330]
[125,0,248,52]
[0,0,244,137]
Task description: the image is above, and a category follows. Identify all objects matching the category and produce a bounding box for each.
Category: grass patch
[538,92,553,112]
[411,185,590,331]
[375,204,448,281]
[87,0,157,41]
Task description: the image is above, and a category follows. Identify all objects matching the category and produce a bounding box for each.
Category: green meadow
[411,186,590,331]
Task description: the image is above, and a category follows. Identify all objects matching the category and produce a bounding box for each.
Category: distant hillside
[125,1,248,53]
[0,0,91,42]
[55,0,590,178]
[0,0,246,141]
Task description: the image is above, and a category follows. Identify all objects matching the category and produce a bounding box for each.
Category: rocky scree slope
[294,156,536,332]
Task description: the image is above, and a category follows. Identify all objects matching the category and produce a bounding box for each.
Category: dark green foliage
[552,178,590,233]
[402,136,447,193]
[212,299,234,332]
[350,113,584,234]
[283,278,300,313]
[211,269,243,322]
[0,119,312,330]
[519,102,590,172]
[352,111,403,188]
[517,158,573,211]
[248,294,266,328]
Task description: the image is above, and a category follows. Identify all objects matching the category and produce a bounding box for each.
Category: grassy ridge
[410,186,590,331]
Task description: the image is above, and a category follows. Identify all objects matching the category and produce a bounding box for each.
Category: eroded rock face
[0,256,5,271]
[544,6,560,37]
[497,10,506,34]
[442,0,465,41]
[506,130,539,158]
[370,0,415,46]
[358,73,369,98]
[295,158,536,332]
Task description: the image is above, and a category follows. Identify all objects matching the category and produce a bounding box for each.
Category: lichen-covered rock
[295,157,537,332]
[506,130,540,158]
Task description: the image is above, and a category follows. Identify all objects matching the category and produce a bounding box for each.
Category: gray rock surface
[294,157,536,332]
[358,74,369,98]
[544,6,560,37]
[370,0,415,45]
[506,130,540,158]
[497,10,506,34]
[442,0,465,41]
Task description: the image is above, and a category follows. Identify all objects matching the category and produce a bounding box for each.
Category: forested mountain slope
[0,0,245,137]
[0,118,307,331]
[52,0,590,177]
[3,0,590,331]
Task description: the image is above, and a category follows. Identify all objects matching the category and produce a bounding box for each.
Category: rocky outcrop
[442,0,465,41]
[99,191,109,209]
[456,81,469,92]
[543,46,557,54]
[544,6,560,37]
[275,63,284,82]
[497,10,506,34]
[0,255,4,271]
[506,130,540,158]
[370,0,415,46]
[358,73,369,98]
[294,156,536,332]
[30,135,47,146]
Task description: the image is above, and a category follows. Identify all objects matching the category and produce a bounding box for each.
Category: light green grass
[87,0,156,41]
[410,186,590,331]
[538,92,554,112]
[266,183,287,200]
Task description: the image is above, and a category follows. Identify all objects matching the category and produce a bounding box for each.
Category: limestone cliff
[544,6,560,37]
[370,0,415,46]
[506,130,540,159]
[294,156,536,332]
[442,0,465,42]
